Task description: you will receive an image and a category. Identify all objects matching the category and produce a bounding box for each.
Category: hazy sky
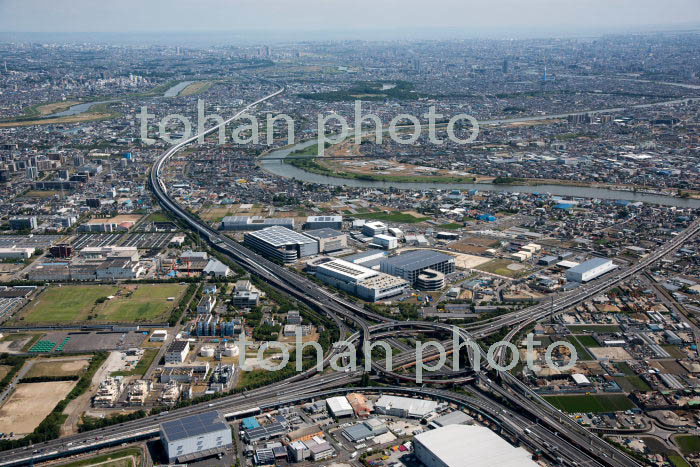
[1,0,699,37]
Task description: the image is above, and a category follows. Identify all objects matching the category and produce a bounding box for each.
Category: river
[45,81,196,118]
[260,139,700,209]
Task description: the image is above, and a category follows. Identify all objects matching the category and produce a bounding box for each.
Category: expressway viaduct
[3,81,699,467]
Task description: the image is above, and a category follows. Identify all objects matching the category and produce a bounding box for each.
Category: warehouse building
[244,226,319,263]
[375,395,437,419]
[313,258,407,301]
[380,250,455,285]
[303,228,347,253]
[326,396,354,418]
[565,257,617,283]
[414,425,537,467]
[304,215,342,230]
[220,215,294,231]
[160,411,233,463]
[362,221,387,236]
[372,234,398,250]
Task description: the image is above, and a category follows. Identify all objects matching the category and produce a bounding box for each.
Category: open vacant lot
[15,284,186,325]
[476,258,530,278]
[543,394,636,413]
[25,357,90,379]
[0,381,76,435]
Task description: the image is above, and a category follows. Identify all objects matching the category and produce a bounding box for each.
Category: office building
[414,425,537,467]
[313,258,407,301]
[244,226,319,263]
[380,250,455,285]
[565,257,617,282]
[9,216,37,230]
[160,411,233,463]
[304,215,342,230]
[220,215,294,231]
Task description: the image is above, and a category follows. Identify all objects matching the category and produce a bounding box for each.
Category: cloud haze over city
[1,0,699,40]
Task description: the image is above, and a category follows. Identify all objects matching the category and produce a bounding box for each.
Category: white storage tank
[222,343,239,357]
[200,346,215,357]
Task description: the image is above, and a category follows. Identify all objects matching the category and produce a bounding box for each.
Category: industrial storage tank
[222,343,239,357]
[200,345,215,357]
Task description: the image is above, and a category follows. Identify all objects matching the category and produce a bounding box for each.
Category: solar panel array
[161,411,227,442]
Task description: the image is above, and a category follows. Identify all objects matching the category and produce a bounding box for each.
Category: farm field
[0,381,76,434]
[15,284,186,325]
[356,211,428,223]
[543,394,636,413]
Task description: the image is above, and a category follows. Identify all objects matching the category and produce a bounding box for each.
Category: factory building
[565,257,617,283]
[414,425,538,467]
[160,411,233,463]
[220,215,294,231]
[303,228,348,253]
[304,215,343,230]
[380,250,455,285]
[244,226,319,263]
[0,247,35,259]
[312,258,407,301]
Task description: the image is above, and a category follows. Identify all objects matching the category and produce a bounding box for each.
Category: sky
[1,0,699,39]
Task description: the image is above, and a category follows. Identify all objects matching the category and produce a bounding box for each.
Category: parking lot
[37,331,148,353]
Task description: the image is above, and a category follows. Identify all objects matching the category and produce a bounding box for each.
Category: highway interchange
[2,82,699,467]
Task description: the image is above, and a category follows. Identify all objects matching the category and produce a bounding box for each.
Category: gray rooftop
[381,250,453,271]
[568,257,613,273]
[161,411,228,442]
[304,228,344,239]
[246,226,317,247]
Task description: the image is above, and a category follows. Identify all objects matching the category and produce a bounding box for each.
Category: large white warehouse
[565,257,617,283]
[313,258,407,301]
[414,425,538,467]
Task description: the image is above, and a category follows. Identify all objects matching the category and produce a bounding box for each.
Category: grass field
[614,361,636,376]
[676,435,700,454]
[574,335,601,348]
[19,285,119,324]
[111,349,159,377]
[543,394,636,413]
[97,284,185,322]
[61,447,143,467]
[668,454,691,467]
[16,284,186,325]
[357,211,429,223]
[614,376,652,392]
[0,365,12,380]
